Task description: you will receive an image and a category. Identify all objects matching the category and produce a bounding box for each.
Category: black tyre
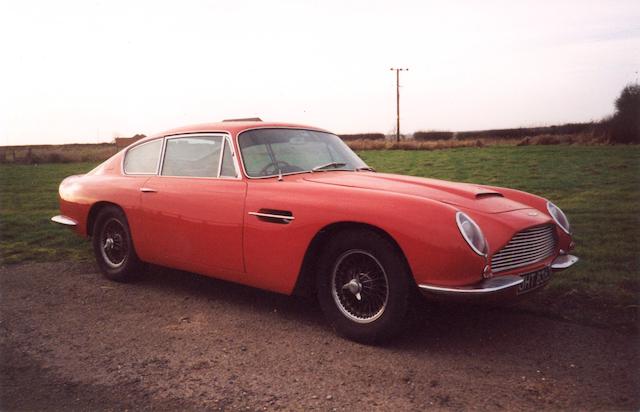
[92,205,141,282]
[316,229,412,343]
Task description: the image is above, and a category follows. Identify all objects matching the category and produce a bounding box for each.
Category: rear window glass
[123,139,162,174]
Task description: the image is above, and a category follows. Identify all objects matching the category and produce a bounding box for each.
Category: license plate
[517,266,552,295]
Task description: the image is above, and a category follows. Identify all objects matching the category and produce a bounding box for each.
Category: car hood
[302,172,531,214]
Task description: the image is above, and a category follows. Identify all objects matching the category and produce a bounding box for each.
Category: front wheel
[316,230,412,343]
[92,206,141,281]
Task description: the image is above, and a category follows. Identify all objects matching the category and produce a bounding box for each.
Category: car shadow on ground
[129,264,567,351]
[134,264,327,327]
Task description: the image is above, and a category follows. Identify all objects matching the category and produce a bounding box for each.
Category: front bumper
[419,254,579,297]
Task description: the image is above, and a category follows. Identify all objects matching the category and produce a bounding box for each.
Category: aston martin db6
[53,121,578,342]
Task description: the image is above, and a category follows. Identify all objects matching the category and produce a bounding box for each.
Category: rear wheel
[92,206,141,281]
[316,229,412,343]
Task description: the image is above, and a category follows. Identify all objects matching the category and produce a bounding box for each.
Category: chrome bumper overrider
[51,215,78,226]
[419,254,579,297]
[550,254,579,271]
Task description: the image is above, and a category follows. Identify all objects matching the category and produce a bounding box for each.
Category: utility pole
[390,67,408,143]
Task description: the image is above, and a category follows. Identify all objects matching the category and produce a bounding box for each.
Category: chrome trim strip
[551,254,579,270]
[502,231,555,244]
[455,211,488,257]
[492,241,555,255]
[491,244,556,263]
[157,134,167,175]
[140,187,157,193]
[491,225,556,273]
[248,212,295,221]
[547,201,571,234]
[122,133,242,181]
[161,134,225,178]
[235,127,371,180]
[217,138,226,178]
[234,126,327,180]
[419,275,523,295]
[159,133,242,180]
[51,215,78,226]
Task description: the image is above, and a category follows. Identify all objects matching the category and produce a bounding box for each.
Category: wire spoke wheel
[331,250,389,324]
[99,218,128,268]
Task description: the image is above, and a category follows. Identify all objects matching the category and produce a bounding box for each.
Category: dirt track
[1,262,638,411]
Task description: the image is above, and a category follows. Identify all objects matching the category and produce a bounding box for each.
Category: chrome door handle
[140,187,157,193]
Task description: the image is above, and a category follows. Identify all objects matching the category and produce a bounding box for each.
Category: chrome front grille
[491,225,557,273]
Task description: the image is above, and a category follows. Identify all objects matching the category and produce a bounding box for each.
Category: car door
[139,133,247,276]
[119,138,163,255]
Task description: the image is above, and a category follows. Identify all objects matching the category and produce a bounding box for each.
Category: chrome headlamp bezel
[455,212,488,256]
[546,201,571,234]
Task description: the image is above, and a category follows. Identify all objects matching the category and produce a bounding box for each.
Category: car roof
[142,121,330,142]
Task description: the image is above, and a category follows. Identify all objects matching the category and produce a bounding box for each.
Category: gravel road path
[1,262,638,411]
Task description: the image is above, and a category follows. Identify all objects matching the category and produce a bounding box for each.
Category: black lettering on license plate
[517,267,552,295]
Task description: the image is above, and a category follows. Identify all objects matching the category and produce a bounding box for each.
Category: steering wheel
[259,160,295,176]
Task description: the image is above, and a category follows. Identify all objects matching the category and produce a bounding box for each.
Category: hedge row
[339,133,386,141]
[413,131,454,141]
[457,123,595,140]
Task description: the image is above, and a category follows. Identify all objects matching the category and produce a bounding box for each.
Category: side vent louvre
[248,209,294,224]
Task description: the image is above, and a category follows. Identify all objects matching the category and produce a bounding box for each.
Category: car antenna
[277,168,283,181]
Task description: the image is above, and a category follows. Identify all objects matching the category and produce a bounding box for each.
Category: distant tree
[609,84,640,143]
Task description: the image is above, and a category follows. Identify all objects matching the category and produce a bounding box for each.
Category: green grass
[359,146,640,326]
[0,162,98,264]
[1,146,638,327]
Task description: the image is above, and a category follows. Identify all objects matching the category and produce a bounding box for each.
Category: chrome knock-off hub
[342,278,363,301]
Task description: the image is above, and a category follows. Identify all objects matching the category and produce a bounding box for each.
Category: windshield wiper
[311,162,347,172]
[355,166,376,172]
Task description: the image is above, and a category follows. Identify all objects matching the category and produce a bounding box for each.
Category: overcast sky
[1,0,639,145]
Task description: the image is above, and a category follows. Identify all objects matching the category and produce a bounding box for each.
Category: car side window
[162,136,222,177]
[123,139,162,174]
[220,139,237,178]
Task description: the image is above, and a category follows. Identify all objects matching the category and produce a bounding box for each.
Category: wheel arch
[86,201,123,237]
[292,221,413,297]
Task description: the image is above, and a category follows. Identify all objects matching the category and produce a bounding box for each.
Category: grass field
[1,146,638,328]
[359,146,640,328]
[0,163,97,264]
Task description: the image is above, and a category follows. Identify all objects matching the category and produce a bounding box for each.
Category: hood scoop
[475,191,503,199]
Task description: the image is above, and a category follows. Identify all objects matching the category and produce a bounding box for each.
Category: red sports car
[53,120,578,342]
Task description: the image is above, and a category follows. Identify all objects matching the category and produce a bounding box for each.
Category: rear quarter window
[123,139,162,174]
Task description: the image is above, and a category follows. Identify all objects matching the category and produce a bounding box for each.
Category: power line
[390,67,408,143]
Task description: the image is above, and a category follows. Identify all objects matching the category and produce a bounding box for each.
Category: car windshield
[238,128,369,177]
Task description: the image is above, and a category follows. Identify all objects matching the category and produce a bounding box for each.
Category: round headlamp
[547,201,571,234]
[456,212,488,256]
